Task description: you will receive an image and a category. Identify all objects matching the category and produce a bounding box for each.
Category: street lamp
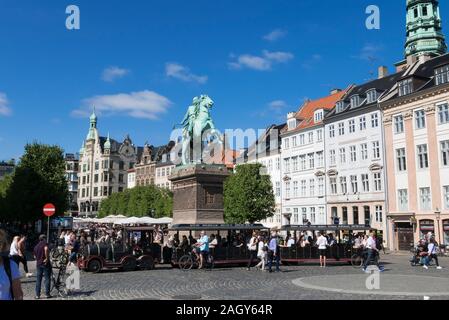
[435,207,442,245]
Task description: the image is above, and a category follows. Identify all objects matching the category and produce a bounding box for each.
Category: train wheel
[139,256,154,270]
[122,257,137,272]
[87,259,102,273]
[178,255,193,271]
[351,254,362,268]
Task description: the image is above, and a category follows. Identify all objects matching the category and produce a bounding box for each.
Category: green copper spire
[104,132,111,150]
[79,141,85,155]
[86,107,97,141]
[405,0,447,58]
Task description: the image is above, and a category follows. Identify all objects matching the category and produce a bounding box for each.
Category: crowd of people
[411,232,443,270]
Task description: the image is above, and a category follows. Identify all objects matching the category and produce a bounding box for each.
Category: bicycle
[351,248,379,268]
[50,265,69,298]
[50,247,69,268]
[178,249,214,271]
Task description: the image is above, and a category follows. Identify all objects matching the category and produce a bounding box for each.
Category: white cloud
[228,50,294,71]
[268,100,288,111]
[263,29,287,42]
[165,63,208,84]
[101,66,130,82]
[72,90,172,120]
[0,93,12,116]
[352,43,384,61]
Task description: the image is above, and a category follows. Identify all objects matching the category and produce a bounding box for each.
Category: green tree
[1,143,68,223]
[98,185,173,218]
[223,163,275,224]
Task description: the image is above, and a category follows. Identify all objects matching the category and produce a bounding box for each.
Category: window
[336,101,345,113]
[83,164,87,173]
[292,157,298,172]
[329,150,336,166]
[317,129,323,141]
[293,181,299,197]
[394,115,404,134]
[300,155,306,170]
[419,187,431,211]
[398,189,408,211]
[309,179,315,197]
[329,125,335,138]
[415,110,426,129]
[444,186,449,209]
[353,207,359,224]
[276,158,280,170]
[301,180,307,197]
[299,134,305,145]
[438,104,449,124]
[340,176,347,194]
[119,174,124,183]
[293,208,299,224]
[367,89,378,103]
[330,177,337,195]
[95,161,99,170]
[361,174,369,192]
[93,187,98,197]
[351,175,358,193]
[442,140,449,166]
[317,151,324,167]
[375,206,383,223]
[285,182,291,198]
[371,113,379,128]
[339,148,346,164]
[275,182,281,197]
[292,136,297,147]
[399,78,413,96]
[435,65,449,85]
[82,176,86,185]
[350,146,357,162]
[396,148,407,171]
[372,141,380,159]
[318,177,324,196]
[374,173,382,191]
[308,132,314,143]
[81,188,85,198]
[310,207,316,224]
[284,138,290,149]
[351,95,360,108]
[417,144,429,169]
[361,143,368,160]
[284,158,290,173]
[314,110,323,122]
[338,122,345,136]
[308,153,314,169]
[422,6,428,16]
[359,116,366,131]
[342,207,348,224]
[349,119,356,133]
[319,207,325,224]
[94,174,98,183]
[288,119,297,130]
[301,208,307,224]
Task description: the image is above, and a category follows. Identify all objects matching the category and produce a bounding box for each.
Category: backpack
[2,256,14,300]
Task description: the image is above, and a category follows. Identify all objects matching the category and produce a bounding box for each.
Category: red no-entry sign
[43,203,56,217]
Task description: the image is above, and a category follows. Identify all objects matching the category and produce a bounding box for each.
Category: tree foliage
[98,185,173,218]
[223,163,275,224]
[0,143,69,223]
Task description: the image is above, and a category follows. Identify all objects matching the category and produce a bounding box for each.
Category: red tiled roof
[285,86,352,133]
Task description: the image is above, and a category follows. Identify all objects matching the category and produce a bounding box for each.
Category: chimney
[330,88,341,95]
[378,66,389,79]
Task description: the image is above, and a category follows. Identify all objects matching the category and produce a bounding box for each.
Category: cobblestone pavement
[19,254,449,300]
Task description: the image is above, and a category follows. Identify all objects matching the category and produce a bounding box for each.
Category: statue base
[169,163,230,225]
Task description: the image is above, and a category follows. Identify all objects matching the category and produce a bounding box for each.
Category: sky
[1,0,447,161]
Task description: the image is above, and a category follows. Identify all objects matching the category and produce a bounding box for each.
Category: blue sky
[0,0,447,160]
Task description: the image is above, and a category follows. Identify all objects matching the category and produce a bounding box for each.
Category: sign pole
[47,216,50,242]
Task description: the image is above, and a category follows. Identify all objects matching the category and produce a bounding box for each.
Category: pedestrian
[267,231,280,273]
[0,229,23,300]
[10,235,32,277]
[247,232,258,271]
[197,231,209,269]
[33,234,52,299]
[362,232,382,272]
[254,236,267,271]
[423,237,443,270]
[316,232,328,268]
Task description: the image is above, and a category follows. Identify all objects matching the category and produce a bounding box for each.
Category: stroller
[410,241,428,266]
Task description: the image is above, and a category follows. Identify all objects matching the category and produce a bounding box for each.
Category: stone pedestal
[169,164,230,224]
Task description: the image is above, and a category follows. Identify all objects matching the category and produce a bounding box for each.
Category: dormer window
[366,89,378,104]
[435,64,449,86]
[314,109,324,123]
[288,119,297,130]
[336,101,345,113]
[398,78,413,96]
[350,95,360,108]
